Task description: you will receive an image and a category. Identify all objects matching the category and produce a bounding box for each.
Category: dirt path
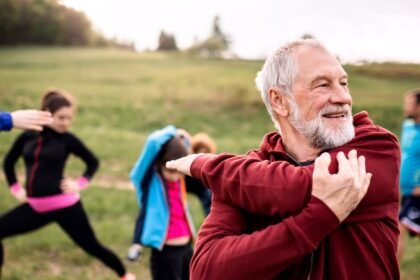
[0,174,135,191]
[91,174,134,190]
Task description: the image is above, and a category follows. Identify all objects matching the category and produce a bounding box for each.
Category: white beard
[288,101,355,150]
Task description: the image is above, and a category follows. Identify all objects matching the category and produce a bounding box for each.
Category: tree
[0,0,130,48]
[189,15,231,58]
[157,30,178,51]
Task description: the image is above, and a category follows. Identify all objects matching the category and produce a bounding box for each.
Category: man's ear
[268,87,289,117]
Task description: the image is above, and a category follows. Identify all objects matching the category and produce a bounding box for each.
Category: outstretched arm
[11,110,53,131]
[167,130,399,220]
[0,110,52,132]
[190,152,371,279]
[167,152,313,216]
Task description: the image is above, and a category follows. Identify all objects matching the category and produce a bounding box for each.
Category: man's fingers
[358,155,366,179]
[348,150,358,173]
[166,158,191,176]
[34,116,53,124]
[313,152,331,177]
[166,154,201,176]
[38,111,52,118]
[26,124,43,131]
[337,151,351,175]
[166,159,181,170]
[361,173,372,197]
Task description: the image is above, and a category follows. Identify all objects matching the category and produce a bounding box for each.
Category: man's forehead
[295,46,347,79]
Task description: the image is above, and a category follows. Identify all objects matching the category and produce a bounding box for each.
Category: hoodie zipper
[286,153,315,280]
[28,135,43,197]
[307,253,314,280]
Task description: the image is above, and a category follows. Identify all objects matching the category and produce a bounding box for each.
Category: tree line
[0,0,133,49]
[0,1,230,57]
[158,16,231,58]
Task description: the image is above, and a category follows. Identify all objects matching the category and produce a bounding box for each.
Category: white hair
[255,39,329,131]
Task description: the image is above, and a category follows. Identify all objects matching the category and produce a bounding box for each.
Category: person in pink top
[1,89,135,280]
[127,128,195,280]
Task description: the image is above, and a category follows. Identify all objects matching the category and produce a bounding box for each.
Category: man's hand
[60,179,81,193]
[166,154,204,176]
[312,150,372,222]
[11,109,53,131]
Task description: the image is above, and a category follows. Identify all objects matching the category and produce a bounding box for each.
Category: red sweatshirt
[190,112,400,280]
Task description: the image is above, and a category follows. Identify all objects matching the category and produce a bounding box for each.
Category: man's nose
[329,83,352,105]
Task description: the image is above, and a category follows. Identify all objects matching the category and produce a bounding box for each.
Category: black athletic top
[3,127,99,197]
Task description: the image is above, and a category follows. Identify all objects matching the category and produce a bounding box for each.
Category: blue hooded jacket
[130,125,195,249]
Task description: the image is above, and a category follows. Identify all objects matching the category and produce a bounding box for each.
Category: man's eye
[340,82,348,86]
[318,83,328,87]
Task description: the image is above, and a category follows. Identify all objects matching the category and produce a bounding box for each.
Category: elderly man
[167,39,400,279]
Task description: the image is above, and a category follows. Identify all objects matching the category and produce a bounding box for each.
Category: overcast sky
[62,0,420,63]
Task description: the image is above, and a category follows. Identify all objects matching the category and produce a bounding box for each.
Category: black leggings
[0,201,126,277]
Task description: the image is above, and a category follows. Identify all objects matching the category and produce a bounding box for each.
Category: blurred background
[0,0,419,279]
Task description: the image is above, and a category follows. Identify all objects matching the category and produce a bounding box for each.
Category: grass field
[0,47,419,279]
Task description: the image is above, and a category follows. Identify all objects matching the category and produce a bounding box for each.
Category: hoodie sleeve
[191,153,313,217]
[191,126,401,223]
[190,197,340,280]
[0,112,13,131]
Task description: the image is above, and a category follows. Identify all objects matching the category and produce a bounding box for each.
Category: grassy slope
[0,47,419,279]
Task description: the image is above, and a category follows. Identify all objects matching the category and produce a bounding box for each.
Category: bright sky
[62,0,420,63]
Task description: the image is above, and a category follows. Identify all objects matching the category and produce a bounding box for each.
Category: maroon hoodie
[190,112,400,280]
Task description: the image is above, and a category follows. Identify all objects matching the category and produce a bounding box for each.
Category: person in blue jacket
[127,125,196,280]
[0,109,52,132]
[398,89,420,262]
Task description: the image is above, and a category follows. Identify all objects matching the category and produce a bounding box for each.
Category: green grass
[0,47,420,279]
[0,186,206,280]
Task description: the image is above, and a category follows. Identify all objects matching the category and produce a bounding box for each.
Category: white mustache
[320,105,351,116]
